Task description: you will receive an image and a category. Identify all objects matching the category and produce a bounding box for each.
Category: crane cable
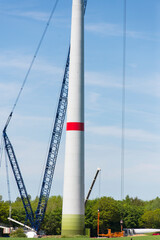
[0,136,4,168]
[121,0,127,201]
[5,150,12,218]
[3,0,60,131]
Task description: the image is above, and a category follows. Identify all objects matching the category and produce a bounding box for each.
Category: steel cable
[5,150,12,217]
[121,0,127,201]
[0,136,4,168]
[4,0,60,130]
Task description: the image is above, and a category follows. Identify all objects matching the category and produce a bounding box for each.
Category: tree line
[1,195,160,236]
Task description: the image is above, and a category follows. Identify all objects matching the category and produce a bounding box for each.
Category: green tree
[2,194,159,236]
[120,196,144,229]
[0,201,9,224]
[11,198,27,226]
[145,197,160,211]
[122,203,144,228]
[140,209,160,228]
[124,195,145,207]
[42,208,62,235]
[41,196,62,235]
[85,197,121,236]
[85,199,98,236]
[45,196,62,213]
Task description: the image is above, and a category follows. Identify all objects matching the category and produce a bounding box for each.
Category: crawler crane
[3,1,88,232]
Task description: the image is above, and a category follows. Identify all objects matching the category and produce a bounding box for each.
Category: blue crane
[3,129,35,229]
[3,0,88,232]
[34,49,70,231]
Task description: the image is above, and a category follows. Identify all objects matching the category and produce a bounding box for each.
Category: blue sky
[0,0,160,202]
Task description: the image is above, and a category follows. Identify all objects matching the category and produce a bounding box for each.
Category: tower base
[61,214,84,236]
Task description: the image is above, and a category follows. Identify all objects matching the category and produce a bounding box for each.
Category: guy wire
[121,0,127,201]
[4,0,60,129]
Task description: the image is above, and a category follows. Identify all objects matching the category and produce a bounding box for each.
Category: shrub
[10,228,27,238]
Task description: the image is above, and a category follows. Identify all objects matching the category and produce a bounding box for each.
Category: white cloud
[85,71,121,88]
[1,8,69,27]
[85,22,160,41]
[0,52,63,76]
[0,82,20,101]
[88,92,100,105]
[88,125,160,142]
[85,70,160,100]
[0,8,49,21]
[15,11,49,22]
[126,73,160,98]
[85,22,122,37]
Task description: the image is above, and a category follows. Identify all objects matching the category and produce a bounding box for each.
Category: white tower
[61,0,84,236]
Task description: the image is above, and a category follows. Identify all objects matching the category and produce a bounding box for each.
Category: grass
[1,236,160,240]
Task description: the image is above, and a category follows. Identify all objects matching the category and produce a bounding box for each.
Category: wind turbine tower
[61,0,85,236]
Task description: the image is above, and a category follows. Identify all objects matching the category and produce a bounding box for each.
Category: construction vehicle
[99,229,124,238]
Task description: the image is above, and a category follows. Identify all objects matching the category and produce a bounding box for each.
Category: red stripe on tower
[66,122,84,131]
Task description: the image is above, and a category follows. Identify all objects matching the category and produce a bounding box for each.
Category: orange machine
[99,229,124,238]
[97,211,124,238]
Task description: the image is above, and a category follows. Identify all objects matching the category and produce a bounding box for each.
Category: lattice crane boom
[34,49,70,231]
[3,130,35,228]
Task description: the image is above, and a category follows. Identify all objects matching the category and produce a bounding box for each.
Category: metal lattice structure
[34,50,70,231]
[3,130,35,228]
